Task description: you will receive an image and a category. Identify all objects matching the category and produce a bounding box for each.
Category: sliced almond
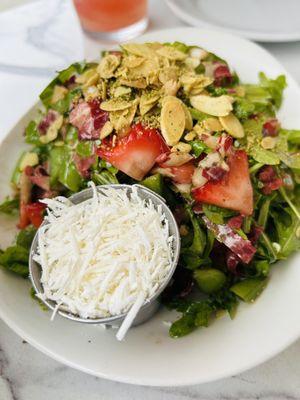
[40,115,63,144]
[160,96,186,146]
[192,167,207,188]
[163,79,180,96]
[51,85,68,104]
[159,66,179,84]
[119,78,147,89]
[203,117,223,132]
[100,121,114,139]
[125,55,145,68]
[184,131,196,141]
[180,73,213,96]
[113,86,131,98]
[139,92,160,116]
[182,104,193,131]
[129,58,159,80]
[83,85,100,101]
[179,224,189,236]
[76,68,97,84]
[219,112,244,138]
[110,100,138,134]
[235,86,246,97]
[97,54,120,79]
[261,136,277,149]
[190,48,208,60]
[184,57,200,70]
[190,95,234,117]
[121,43,156,58]
[163,152,193,167]
[171,142,192,153]
[100,98,133,112]
[156,46,187,61]
[19,152,39,172]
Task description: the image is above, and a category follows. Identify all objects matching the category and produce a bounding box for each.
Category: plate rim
[1,26,300,386]
[165,0,300,43]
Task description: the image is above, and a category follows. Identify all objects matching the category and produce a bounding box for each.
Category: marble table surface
[0,0,300,398]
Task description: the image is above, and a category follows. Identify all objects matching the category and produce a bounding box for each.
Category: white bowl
[0,27,299,386]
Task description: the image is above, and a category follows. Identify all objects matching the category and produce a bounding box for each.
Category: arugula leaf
[169,300,214,338]
[169,314,196,338]
[50,146,83,192]
[0,198,19,214]
[280,129,300,145]
[207,86,228,97]
[257,197,272,228]
[92,171,119,185]
[25,121,40,145]
[258,231,277,263]
[210,290,238,319]
[202,204,224,224]
[98,159,118,175]
[243,84,271,106]
[202,204,236,224]
[272,207,300,258]
[52,87,82,115]
[140,174,164,195]
[279,186,300,222]
[277,151,300,169]
[194,268,226,294]
[165,41,191,54]
[76,141,94,158]
[181,205,207,270]
[30,288,48,311]
[250,147,280,165]
[233,98,255,120]
[204,52,226,64]
[188,107,210,122]
[190,140,211,157]
[230,277,268,302]
[39,61,87,107]
[0,246,29,278]
[194,302,214,327]
[16,227,36,249]
[259,72,286,109]
[185,206,206,254]
[254,260,270,277]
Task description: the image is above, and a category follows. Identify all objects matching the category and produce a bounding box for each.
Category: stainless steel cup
[29,184,180,327]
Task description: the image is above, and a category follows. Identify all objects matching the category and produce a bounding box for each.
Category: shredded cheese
[34,183,173,340]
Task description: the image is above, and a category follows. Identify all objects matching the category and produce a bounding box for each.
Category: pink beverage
[73,0,148,41]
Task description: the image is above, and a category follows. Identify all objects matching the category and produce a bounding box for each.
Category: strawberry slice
[192,150,253,215]
[170,161,195,184]
[97,123,169,181]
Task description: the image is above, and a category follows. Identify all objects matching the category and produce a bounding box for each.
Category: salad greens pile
[0,41,299,338]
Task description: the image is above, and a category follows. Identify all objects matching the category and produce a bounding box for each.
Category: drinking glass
[73,0,148,42]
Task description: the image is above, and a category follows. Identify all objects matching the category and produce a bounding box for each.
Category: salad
[0,41,299,338]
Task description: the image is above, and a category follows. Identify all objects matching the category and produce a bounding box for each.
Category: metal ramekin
[29,184,180,327]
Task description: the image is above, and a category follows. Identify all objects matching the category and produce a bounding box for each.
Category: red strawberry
[170,161,195,184]
[192,150,253,215]
[97,123,169,181]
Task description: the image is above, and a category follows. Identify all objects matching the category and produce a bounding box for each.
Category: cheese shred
[34,183,173,340]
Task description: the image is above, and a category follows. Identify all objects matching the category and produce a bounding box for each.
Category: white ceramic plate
[0,28,300,387]
[166,0,300,42]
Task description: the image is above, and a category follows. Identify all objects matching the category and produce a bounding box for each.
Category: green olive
[194,268,226,294]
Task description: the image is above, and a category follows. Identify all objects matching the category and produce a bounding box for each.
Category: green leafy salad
[0,41,299,338]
